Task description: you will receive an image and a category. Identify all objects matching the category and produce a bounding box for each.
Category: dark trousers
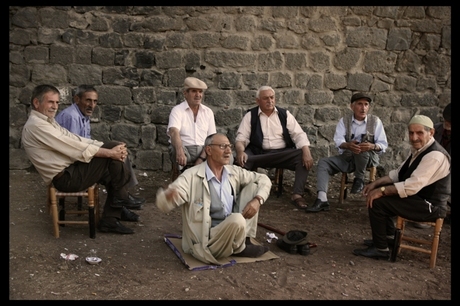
[369,195,447,249]
[242,148,309,196]
[52,141,132,219]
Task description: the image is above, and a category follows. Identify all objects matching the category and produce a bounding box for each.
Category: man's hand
[302,146,314,170]
[236,152,248,167]
[365,188,384,208]
[241,198,260,219]
[112,143,127,162]
[358,141,375,152]
[175,150,187,167]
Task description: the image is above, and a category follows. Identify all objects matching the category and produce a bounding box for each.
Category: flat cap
[351,92,372,103]
[408,115,434,129]
[184,77,207,90]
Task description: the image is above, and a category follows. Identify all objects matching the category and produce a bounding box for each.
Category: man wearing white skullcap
[353,114,451,260]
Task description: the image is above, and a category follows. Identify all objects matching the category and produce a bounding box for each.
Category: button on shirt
[55,103,91,138]
[167,101,216,146]
[235,107,310,149]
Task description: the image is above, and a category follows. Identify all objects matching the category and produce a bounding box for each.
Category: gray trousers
[316,151,378,194]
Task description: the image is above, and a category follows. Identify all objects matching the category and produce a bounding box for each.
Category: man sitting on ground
[156,133,272,265]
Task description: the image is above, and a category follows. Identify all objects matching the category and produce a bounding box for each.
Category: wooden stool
[47,183,100,238]
[338,166,376,204]
[392,216,444,268]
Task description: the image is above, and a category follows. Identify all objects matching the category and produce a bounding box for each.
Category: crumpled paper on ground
[265,232,278,243]
[60,253,79,261]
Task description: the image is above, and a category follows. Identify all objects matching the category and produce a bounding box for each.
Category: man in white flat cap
[167,77,217,179]
[352,115,451,261]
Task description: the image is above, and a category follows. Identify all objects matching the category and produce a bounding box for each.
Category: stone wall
[9,6,451,180]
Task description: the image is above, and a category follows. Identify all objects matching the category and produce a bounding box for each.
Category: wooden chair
[47,183,100,239]
[392,216,444,268]
[338,166,376,204]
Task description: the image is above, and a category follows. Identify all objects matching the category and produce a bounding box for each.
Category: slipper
[291,197,308,209]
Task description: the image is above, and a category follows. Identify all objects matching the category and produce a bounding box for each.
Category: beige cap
[408,115,434,129]
[184,77,207,90]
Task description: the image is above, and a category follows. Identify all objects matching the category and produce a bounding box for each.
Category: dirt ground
[9,168,451,300]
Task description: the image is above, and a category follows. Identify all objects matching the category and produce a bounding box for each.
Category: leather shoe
[363,238,395,248]
[350,178,364,194]
[112,195,143,210]
[305,199,330,213]
[353,246,390,260]
[128,193,145,205]
[121,206,140,222]
[98,218,134,234]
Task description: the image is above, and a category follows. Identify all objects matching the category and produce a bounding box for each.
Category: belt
[54,170,66,181]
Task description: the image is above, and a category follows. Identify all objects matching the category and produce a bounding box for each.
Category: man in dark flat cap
[167,77,217,179]
[306,92,388,213]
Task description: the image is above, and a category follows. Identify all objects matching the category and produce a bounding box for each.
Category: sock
[318,191,327,202]
[377,247,389,252]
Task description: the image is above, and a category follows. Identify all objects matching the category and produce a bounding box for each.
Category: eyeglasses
[209,143,233,150]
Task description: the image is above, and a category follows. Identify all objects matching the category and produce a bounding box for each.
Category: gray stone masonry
[10,6,451,184]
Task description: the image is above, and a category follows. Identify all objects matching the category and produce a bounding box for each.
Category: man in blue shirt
[306,92,388,213]
[56,85,145,218]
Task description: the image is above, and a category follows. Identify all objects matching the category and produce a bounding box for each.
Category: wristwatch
[380,186,386,196]
[254,195,264,205]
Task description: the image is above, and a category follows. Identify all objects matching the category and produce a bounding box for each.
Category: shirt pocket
[190,198,203,222]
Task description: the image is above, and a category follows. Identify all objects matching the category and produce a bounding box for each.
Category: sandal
[291,197,308,209]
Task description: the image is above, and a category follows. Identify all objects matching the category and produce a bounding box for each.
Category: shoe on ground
[350,177,365,194]
[111,195,143,210]
[352,246,390,260]
[305,198,330,213]
[411,222,431,229]
[233,245,269,258]
[128,192,145,205]
[121,206,140,222]
[363,238,395,248]
[98,218,134,234]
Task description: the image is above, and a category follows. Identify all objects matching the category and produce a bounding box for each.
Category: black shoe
[112,195,143,210]
[305,199,330,213]
[353,246,390,260]
[233,245,269,258]
[128,193,145,205]
[350,178,364,194]
[363,238,395,248]
[98,218,134,234]
[121,206,140,222]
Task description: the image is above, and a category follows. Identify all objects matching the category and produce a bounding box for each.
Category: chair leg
[430,218,444,268]
[368,167,376,182]
[49,186,60,238]
[339,173,347,204]
[58,197,66,226]
[87,185,96,239]
[275,168,283,197]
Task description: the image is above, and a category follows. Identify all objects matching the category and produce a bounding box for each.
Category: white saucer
[85,256,102,265]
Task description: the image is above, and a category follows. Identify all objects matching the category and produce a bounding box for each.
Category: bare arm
[169,127,187,166]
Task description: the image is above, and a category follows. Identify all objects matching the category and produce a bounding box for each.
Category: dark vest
[343,113,378,143]
[398,141,451,206]
[247,106,295,155]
